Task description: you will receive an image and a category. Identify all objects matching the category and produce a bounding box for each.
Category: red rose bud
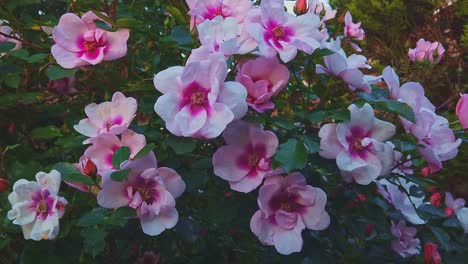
[0,178,9,192]
[8,122,15,134]
[421,166,431,177]
[293,0,308,15]
[430,193,441,207]
[357,193,366,202]
[424,243,441,264]
[444,207,454,217]
[83,158,97,177]
[364,223,375,236]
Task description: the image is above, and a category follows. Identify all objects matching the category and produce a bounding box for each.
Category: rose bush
[0,0,466,263]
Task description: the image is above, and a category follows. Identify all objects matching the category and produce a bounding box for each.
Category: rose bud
[293,0,308,15]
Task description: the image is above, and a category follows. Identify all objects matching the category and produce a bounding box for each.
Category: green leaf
[167,137,197,154]
[409,185,424,198]
[132,143,155,160]
[91,10,115,24]
[375,101,416,123]
[4,73,20,88]
[94,19,118,32]
[77,208,107,227]
[81,227,107,258]
[107,207,136,227]
[307,110,328,123]
[170,26,192,45]
[271,117,296,130]
[115,18,140,28]
[46,66,78,80]
[311,48,335,58]
[53,162,94,185]
[300,136,320,154]
[31,125,63,139]
[418,204,446,219]
[274,139,308,172]
[9,49,29,59]
[442,216,461,229]
[110,169,131,182]
[26,53,48,63]
[0,42,16,53]
[429,225,452,251]
[112,146,131,169]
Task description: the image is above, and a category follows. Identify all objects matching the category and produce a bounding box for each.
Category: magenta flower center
[190,91,207,105]
[247,153,260,167]
[84,40,98,52]
[204,5,231,20]
[35,200,48,214]
[30,189,55,220]
[272,26,286,39]
[270,191,303,214]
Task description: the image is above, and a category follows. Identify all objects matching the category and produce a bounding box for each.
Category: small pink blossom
[391,220,421,258]
[318,103,396,185]
[98,152,185,236]
[444,192,466,213]
[246,0,322,62]
[344,11,364,40]
[235,56,290,112]
[213,121,279,193]
[7,170,68,240]
[51,11,129,69]
[307,0,337,23]
[153,52,247,139]
[408,38,445,64]
[250,172,330,255]
[74,92,137,142]
[376,178,425,225]
[316,39,377,93]
[0,20,22,51]
[456,94,468,129]
[186,0,253,28]
[83,130,146,174]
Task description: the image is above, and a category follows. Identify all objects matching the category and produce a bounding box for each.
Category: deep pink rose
[456,94,468,129]
[408,38,445,64]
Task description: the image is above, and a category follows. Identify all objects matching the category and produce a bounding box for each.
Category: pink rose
[250,173,330,255]
[344,11,364,40]
[235,57,290,112]
[408,38,445,64]
[186,0,253,28]
[212,121,279,193]
[51,11,129,69]
[456,94,468,129]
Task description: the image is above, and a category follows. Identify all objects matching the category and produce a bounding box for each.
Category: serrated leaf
[0,42,16,53]
[132,143,155,160]
[31,125,63,139]
[53,162,94,185]
[112,146,130,169]
[110,169,130,182]
[81,227,107,258]
[46,66,78,80]
[77,208,107,227]
[274,139,308,172]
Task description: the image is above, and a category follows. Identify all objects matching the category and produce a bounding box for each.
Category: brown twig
[0,32,43,50]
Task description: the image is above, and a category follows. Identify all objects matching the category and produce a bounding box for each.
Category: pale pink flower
[153,52,247,139]
[308,0,336,23]
[344,11,364,40]
[408,38,445,64]
[7,170,68,240]
[390,220,421,258]
[212,121,279,193]
[84,130,146,174]
[376,178,425,225]
[0,20,22,51]
[318,103,396,185]
[445,192,465,213]
[250,172,330,255]
[456,94,468,129]
[246,0,322,62]
[235,56,290,112]
[195,16,257,57]
[98,152,185,236]
[74,92,137,142]
[316,39,377,93]
[51,11,129,69]
[186,0,253,28]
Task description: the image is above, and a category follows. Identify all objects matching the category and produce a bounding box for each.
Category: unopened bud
[83,158,97,177]
[293,0,308,15]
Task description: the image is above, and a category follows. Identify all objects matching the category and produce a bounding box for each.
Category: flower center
[36,200,48,214]
[247,153,260,167]
[105,122,113,131]
[84,40,98,51]
[279,201,294,213]
[137,187,152,203]
[272,26,286,39]
[190,91,206,105]
[352,140,364,151]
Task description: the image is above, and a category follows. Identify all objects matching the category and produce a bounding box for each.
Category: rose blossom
[98,152,185,236]
[153,52,247,139]
[316,39,378,93]
[318,103,396,184]
[235,56,290,112]
[51,11,129,69]
[250,173,330,255]
[84,130,146,173]
[456,94,468,129]
[7,170,67,240]
[0,20,22,51]
[391,220,421,258]
[408,38,445,64]
[186,0,253,28]
[74,92,137,142]
[213,121,279,193]
[376,178,425,225]
[246,0,322,62]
